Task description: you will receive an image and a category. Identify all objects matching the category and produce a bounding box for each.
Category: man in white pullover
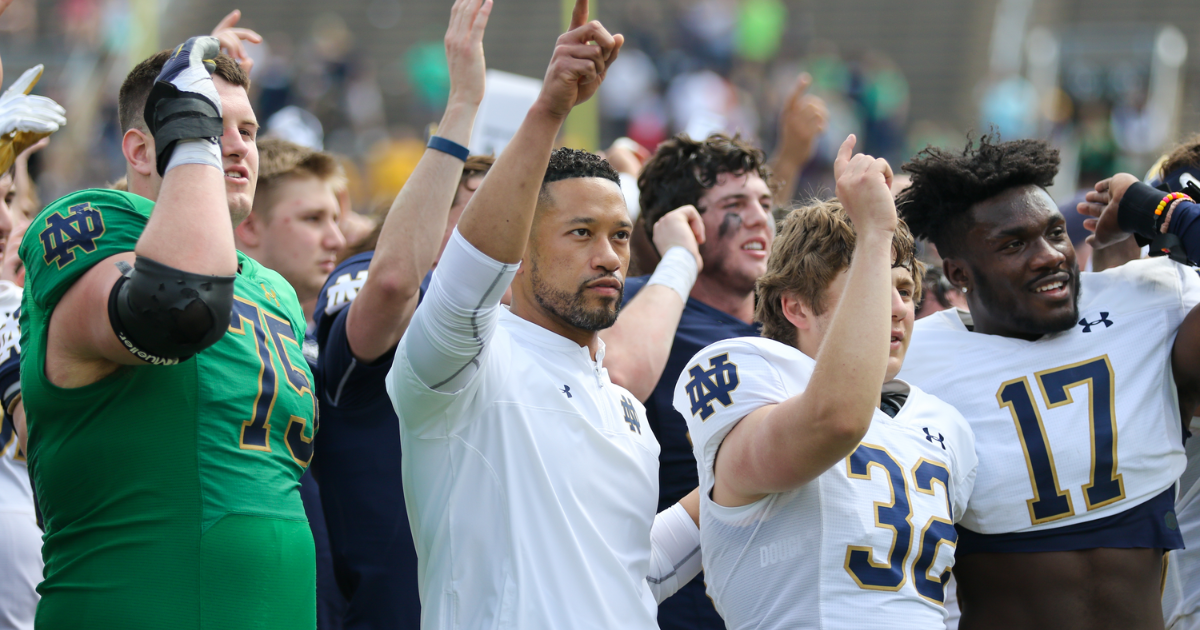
[386,1,701,628]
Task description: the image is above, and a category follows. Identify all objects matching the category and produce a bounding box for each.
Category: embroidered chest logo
[685,353,740,421]
[923,427,946,450]
[41,203,106,269]
[324,270,368,314]
[621,395,641,434]
[561,384,572,398]
[1078,312,1113,333]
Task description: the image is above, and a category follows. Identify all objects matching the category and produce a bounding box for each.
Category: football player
[897,134,1200,630]
[673,136,975,628]
[20,38,318,629]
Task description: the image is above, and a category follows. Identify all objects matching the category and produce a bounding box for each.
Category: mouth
[890,329,905,351]
[740,238,768,257]
[585,277,623,297]
[319,260,337,273]
[224,165,250,184]
[1029,272,1072,301]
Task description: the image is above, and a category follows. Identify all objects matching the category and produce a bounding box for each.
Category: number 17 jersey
[20,189,319,629]
[899,257,1200,547]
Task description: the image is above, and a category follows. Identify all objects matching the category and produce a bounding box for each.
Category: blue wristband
[427,135,470,162]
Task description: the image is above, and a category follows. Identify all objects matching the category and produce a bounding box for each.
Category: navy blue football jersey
[622,276,759,630]
[312,252,425,628]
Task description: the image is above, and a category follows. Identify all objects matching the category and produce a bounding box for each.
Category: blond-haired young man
[673,137,976,629]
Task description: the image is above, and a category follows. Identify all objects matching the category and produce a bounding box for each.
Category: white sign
[469,70,543,157]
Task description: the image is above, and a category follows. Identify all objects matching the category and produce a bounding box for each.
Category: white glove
[0,64,66,172]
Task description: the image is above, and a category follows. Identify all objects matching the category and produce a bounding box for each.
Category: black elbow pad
[108,256,236,365]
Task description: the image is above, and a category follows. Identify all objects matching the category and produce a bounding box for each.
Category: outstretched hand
[1077,173,1139,249]
[445,0,492,108]
[211,10,263,73]
[777,73,828,154]
[834,135,897,234]
[537,0,624,120]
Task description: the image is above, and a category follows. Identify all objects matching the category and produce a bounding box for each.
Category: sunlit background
[1,0,1198,215]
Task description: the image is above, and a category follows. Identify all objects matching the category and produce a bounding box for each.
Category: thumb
[4,65,43,100]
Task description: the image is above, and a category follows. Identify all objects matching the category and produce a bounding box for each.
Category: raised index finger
[833,134,856,179]
[570,0,589,31]
[213,9,241,33]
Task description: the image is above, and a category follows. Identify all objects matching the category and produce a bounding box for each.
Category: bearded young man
[897,134,1200,630]
[386,2,704,626]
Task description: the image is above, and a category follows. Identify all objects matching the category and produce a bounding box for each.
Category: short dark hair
[118,50,250,133]
[896,133,1059,257]
[540,147,620,202]
[638,132,776,238]
[253,137,342,220]
[1158,134,1200,177]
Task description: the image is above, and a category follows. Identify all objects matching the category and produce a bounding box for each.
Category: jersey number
[996,355,1123,525]
[845,444,957,603]
[229,298,317,466]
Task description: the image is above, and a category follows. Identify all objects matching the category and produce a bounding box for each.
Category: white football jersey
[900,257,1200,538]
[673,337,977,630]
[0,281,30,516]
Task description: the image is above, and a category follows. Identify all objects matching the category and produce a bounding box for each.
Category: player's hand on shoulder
[444,0,492,108]
[211,10,262,74]
[1078,173,1139,250]
[537,0,624,120]
[833,134,897,234]
[651,205,705,271]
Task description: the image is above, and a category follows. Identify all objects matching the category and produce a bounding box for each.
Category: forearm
[769,140,814,204]
[603,248,698,399]
[135,163,237,275]
[739,231,894,491]
[647,496,702,603]
[348,100,479,361]
[456,102,565,263]
[1119,182,1200,263]
[1169,200,1200,262]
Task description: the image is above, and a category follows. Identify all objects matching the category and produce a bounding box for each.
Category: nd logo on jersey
[686,353,740,420]
[41,203,106,269]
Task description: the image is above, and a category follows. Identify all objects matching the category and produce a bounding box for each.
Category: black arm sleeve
[108,256,235,365]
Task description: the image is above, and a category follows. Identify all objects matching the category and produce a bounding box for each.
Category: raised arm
[602,204,703,401]
[1079,174,1200,264]
[395,0,622,394]
[713,136,897,507]
[48,38,239,385]
[344,0,490,363]
[456,0,621,262]
[768,73,827,205]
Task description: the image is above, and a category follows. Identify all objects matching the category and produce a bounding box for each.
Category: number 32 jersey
[673,337,977,629]
[19,189,318,630]
[900,257,1200,545]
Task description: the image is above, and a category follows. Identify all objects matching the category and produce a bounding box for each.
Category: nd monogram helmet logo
[41,203,106,269]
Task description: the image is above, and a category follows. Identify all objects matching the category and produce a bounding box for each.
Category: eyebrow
[568,217,633,229]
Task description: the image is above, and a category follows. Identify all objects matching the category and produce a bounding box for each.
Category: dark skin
[942,184,1200,630]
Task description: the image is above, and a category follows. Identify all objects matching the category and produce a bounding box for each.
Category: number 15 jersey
[20,189,318,630]
[674,337,976,629]
[899,257,1200,547]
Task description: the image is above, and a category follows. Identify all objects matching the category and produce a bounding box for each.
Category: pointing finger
[788,72,812,105]
[213,9,240,33]
[570,0,589,31]
[833,134,856,180]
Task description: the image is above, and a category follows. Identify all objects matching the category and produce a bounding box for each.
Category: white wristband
[646,246,699,304]
[165,138,222,174]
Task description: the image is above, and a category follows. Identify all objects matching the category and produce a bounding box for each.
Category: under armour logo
[621,396,641,434]
[923,428,946,450]
[685,353,740,421]
[561,385,572,398]
[1078,312,1113,333]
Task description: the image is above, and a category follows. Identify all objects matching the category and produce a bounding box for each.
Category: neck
[690,273,756,323]
[509,296,601,360]
[300,296,317,325]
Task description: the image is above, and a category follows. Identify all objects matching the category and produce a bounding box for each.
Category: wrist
[647,246,700,304]
[529,98,570,124]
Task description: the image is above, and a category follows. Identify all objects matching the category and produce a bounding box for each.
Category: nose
[743,197,773,229]
[594,235,622,274]
[890,286,908,321]
[1029,235,1067,271]
[0,199,13,251]
[325,218,347,252]
[222,126,248,161]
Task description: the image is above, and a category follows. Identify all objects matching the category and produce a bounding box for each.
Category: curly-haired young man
[897,133,1200,630]
[599,131,774,629]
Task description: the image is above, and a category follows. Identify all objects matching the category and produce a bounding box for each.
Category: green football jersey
[20,189,318,629]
